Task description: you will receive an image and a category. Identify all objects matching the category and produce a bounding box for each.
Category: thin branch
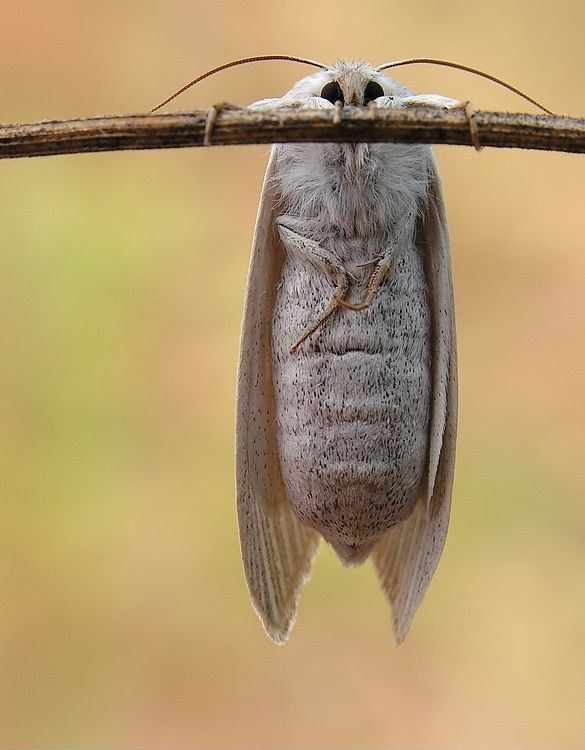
[1,107,584,159]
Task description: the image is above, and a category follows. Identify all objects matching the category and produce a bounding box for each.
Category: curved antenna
[150,54,327,112]
[377,58,554,115]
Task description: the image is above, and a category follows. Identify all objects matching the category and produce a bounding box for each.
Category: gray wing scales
[236,150,320,643]
[373,155,458,643]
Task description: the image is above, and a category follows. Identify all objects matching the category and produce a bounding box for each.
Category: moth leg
[336,257,390,311]
[336,215,413,311]
[355,256,381,269]
[400,94,481,151]
[249,96,333,112]
[204,102,242,146]
[276,220,351,352]
[290,270,349,353]
[461,101,480,151]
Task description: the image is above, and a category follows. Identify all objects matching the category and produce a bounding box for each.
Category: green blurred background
[1,0,584,746]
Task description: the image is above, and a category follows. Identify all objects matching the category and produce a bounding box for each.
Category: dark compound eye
[364,80,384,104]
[320,81,344,104]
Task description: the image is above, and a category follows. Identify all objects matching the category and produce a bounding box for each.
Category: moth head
[286,60,411,106]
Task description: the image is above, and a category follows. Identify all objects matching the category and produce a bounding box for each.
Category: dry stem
[0,107,583,159]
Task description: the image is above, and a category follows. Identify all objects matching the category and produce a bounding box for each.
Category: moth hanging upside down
[237,60,458,645]
[153,55,551,643]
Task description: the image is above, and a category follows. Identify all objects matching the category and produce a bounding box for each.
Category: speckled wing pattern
[236,150,320,644]
[372,156,458,643]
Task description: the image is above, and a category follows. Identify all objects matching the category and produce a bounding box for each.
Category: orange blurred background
[1,1,584,746]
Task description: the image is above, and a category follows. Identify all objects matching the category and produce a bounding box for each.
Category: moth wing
[373,154,458,643]
[236,149,320,644]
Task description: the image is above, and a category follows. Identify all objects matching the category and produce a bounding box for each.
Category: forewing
[373,155,458,642]
[236,149,320,644]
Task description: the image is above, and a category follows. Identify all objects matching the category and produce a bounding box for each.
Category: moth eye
[320,81,344,104]
[364,80,384,104]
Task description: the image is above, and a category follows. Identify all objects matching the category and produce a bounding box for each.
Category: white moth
[236,60,458,644]
[150,55,550,643]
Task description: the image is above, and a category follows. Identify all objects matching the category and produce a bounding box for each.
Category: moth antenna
[376,58,554,115]
[151,54,327,112]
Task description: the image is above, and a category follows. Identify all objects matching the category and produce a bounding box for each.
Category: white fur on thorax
[253,60,433,238]
[272,141,431,239]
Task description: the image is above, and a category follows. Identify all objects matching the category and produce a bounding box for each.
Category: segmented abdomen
[271,246,431,554]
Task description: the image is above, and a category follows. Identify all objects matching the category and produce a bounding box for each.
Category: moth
[237,60,458,645]
[153,56,552,644]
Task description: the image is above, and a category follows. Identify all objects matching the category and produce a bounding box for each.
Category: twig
[0,107,584,159]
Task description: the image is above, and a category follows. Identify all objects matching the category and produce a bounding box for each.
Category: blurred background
[1,0,584,746]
